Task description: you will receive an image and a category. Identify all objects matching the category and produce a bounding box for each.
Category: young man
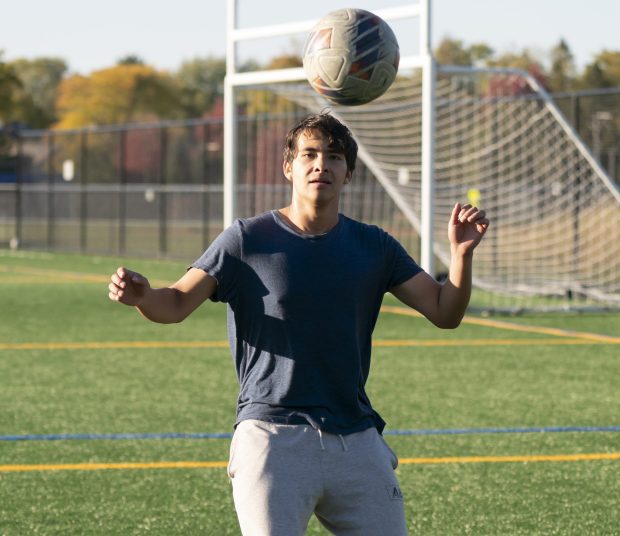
[108,113,489,535]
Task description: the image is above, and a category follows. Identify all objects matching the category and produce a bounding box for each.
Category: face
[283,130,352,207]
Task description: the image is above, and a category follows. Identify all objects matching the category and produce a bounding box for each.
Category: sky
[2,0,619,75]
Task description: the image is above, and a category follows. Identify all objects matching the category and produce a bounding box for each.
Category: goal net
[231,65,620,313]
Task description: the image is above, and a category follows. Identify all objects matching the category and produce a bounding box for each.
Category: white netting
[238,66,620,312]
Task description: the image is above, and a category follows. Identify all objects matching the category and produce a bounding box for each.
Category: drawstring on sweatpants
[316,429,349,451]
[291,411,349,452]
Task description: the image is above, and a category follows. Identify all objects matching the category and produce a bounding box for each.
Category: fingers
[457,203,488,226]
[450,202,462,225]
[452,202,483,224]
[109,267,126,302]
[450,202,490,243]
[457,203,476,223]
[108,266,143,303]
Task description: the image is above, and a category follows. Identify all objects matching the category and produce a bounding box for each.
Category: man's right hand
[108,267,150,306]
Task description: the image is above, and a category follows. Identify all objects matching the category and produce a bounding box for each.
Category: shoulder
[215,211,275,243]
[340,215,397,247]
[234,211,278,234]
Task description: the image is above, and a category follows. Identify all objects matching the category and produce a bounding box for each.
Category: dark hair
[283,112,358,172]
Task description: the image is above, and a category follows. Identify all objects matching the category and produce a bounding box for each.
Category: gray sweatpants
[227,420,408,536]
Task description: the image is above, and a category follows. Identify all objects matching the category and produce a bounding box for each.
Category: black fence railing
[553,87,620,181]
[1,87,618,259]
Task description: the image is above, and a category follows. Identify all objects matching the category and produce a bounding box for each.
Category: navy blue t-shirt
[191,210,422,435]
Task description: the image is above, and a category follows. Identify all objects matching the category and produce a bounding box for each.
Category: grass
[0,250,619,535]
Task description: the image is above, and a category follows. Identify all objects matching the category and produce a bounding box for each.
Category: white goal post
[223,0,436,273]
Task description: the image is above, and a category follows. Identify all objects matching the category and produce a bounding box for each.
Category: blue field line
[1,425,619,442]
[384,425,620,436]
[0,432,233,442]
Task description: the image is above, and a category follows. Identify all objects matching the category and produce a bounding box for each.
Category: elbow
[137,308,182,324]
[162,309,192,324]
[433,315,463,330]
[170,311,191,324]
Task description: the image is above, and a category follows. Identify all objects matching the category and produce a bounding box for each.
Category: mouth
[309,178,331,185]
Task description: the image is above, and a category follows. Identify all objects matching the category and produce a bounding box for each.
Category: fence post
[159,125,168,255]
[46,133,55,249]
[15,133,22,248]
[80,130,88,252]
[118,130,126,254]
[202,122,210,249]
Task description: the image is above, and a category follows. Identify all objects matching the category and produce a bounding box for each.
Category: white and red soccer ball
[303,8,400,106]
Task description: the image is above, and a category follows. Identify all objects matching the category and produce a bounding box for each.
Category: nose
[313,153,328,172]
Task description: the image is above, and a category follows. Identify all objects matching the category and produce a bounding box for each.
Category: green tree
[9,57,67,128]
[548,39,576,91]
[434,38,493,66]
[435,37,472,66]
[468,43,494,66]
[580,61,606,89]
[265,55,302,70]
[0,52,21,171]
[117,55,145,66]
[578,50,620,89]
[175,56,226,117]
[488,49,540,71]
[579,60,610,89]
[241,54,303,116]
[595,50,620,83]
[0,52,22,121]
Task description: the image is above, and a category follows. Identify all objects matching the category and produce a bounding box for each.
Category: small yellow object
[467,188,481,205]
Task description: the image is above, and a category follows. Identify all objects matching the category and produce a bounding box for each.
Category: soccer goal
[224,0,620,313]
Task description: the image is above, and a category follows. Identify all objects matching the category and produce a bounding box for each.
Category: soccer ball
[302,8,400,106]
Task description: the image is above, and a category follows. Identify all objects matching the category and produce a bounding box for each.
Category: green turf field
[1,250,619,535]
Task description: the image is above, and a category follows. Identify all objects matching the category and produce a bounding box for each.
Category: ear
[344,170,352,184]
[283,161,292,182]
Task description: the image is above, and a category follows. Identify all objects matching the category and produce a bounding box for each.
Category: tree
[55,64,183,128]
[0,52,22,173]
[579,61,610,89]
[435,37,472,66]
[595,50,620,83]
[241,54,303,116]
[578,50,620,89]
[548,39,576,91]
[0,51,22,121]
[468,43,494,66]
[117,55,145,66]
[8,57,67,128]
[175,56,226,117]
[265,55,302,70]
[487,49,549,92]
[434,38,493,66]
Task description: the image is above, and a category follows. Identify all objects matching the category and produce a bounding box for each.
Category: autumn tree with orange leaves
[55,63,183,129]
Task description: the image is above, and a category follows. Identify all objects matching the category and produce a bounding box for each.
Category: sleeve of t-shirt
[384,232,423,290]
[190,221,243,303]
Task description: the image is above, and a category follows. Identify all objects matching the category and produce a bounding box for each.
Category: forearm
[135,287,191,324]
[436,250,473,328]
[392,202,487,328]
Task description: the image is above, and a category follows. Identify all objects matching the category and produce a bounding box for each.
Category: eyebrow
[298,143,344,154]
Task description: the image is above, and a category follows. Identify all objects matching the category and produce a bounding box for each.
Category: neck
[278,201,339,235]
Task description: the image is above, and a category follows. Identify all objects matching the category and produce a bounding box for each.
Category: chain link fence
[0,111,419,259]
[1,88,618,261]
